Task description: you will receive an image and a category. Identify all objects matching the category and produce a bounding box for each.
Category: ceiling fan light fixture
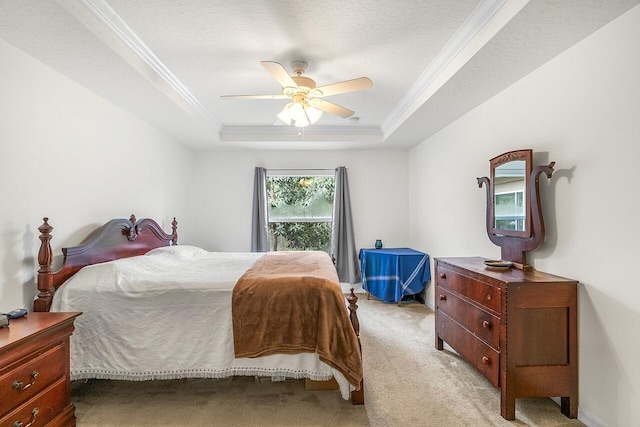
[277,101,322,127]
[222,61,372,128]
[300,104,323,127]
[276,102,296,125]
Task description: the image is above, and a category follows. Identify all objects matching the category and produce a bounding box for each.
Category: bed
[34,215,364,404]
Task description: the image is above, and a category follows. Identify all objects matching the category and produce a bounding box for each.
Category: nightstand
[1,312,81,427]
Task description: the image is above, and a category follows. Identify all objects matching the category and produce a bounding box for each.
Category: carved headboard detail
[35,215,177,312]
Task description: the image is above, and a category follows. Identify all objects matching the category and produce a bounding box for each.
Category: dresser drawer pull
[439,273,446,279]
[12,370,38,391]
[482,356,491,365]
[482,320,491,329]
[439,294,447,301]
[13,407,39,427]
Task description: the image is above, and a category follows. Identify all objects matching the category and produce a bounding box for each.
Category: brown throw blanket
[232,251,363,388]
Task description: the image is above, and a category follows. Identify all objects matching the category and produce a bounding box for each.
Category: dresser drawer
[436,310,499,387]
[436,287,500,349]
[0,377,67,427]
[437,265,501,314]
[0,343,66,417]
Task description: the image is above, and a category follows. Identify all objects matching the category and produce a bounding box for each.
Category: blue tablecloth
[359,248,431,303]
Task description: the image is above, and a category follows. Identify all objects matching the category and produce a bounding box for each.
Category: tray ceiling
[1,0,638,150]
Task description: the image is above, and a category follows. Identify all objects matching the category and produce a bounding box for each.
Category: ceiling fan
[221,61,373,127]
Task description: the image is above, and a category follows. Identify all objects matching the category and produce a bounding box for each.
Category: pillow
[146,245,209,260]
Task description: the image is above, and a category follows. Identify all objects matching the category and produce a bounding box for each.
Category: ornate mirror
[490,150,532,238]
[478,149,555,270]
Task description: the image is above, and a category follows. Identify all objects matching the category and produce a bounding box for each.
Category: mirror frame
[479,148,555,270]
[489,149,533,238]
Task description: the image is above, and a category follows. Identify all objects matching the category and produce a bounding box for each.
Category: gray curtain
[330,166,360,284]
[251,167,269,252]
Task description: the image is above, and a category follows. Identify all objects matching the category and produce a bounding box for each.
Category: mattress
[51,245,352,399]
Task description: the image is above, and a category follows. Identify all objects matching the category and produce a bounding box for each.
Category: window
[267,174,335,252]
[494,190,525,231]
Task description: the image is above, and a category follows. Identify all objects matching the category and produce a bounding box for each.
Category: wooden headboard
[35,214,178,312]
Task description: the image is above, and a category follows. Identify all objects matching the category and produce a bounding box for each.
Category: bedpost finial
[36,217,55,311]
[38,217,53,267]
[171,217,178,245]
[39,217,53,235]
[38,216,53,233]
[347,288,360,337]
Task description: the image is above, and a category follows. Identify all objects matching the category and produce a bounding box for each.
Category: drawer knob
[13,407,39,427]
[12,370,38,391]
[440,273,446,279]
[482,356,491,365]
[439,294,447,301]
[482,320,491,329]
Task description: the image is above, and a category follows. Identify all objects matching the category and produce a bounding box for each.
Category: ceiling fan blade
[309,98,354,118]
[261,61,298,89]
[221,94,288,100]
[314,77,373,97]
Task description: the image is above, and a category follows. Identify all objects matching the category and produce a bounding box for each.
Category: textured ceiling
[1,0,638,150]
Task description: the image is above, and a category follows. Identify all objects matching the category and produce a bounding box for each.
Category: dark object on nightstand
[6,308,28,319]
[0,313,8,328]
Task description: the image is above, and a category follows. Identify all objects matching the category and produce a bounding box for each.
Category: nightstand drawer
[0,343,66,417]
[0,377,67,427]
[436,310,499,387]
[436,287,500,349]
[437,266,501,314]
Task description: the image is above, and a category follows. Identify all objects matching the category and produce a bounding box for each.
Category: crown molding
[220,126,383,143]
[381,0,527,140]
[64,0,222,131]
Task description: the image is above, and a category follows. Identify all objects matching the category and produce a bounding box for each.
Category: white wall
[409,5,640,427]
[190,150,409,254]
[0,39,196,312]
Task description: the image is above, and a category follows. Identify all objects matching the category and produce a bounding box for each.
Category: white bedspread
[51,245,351,399]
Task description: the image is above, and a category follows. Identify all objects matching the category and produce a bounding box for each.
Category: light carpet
[71,293,585,426]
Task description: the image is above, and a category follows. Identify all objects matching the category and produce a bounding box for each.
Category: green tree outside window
[267,176,335,252]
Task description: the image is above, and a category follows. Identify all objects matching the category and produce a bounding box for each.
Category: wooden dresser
[0,312,80,427]
[434,257,577,420]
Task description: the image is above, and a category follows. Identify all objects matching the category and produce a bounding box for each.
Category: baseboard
[549,397,605,427]
[578,407,606,427]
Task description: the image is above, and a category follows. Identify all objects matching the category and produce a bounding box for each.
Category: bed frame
[33,215,364,404]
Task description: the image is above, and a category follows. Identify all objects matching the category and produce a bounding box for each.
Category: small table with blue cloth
[359,248,431,305]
